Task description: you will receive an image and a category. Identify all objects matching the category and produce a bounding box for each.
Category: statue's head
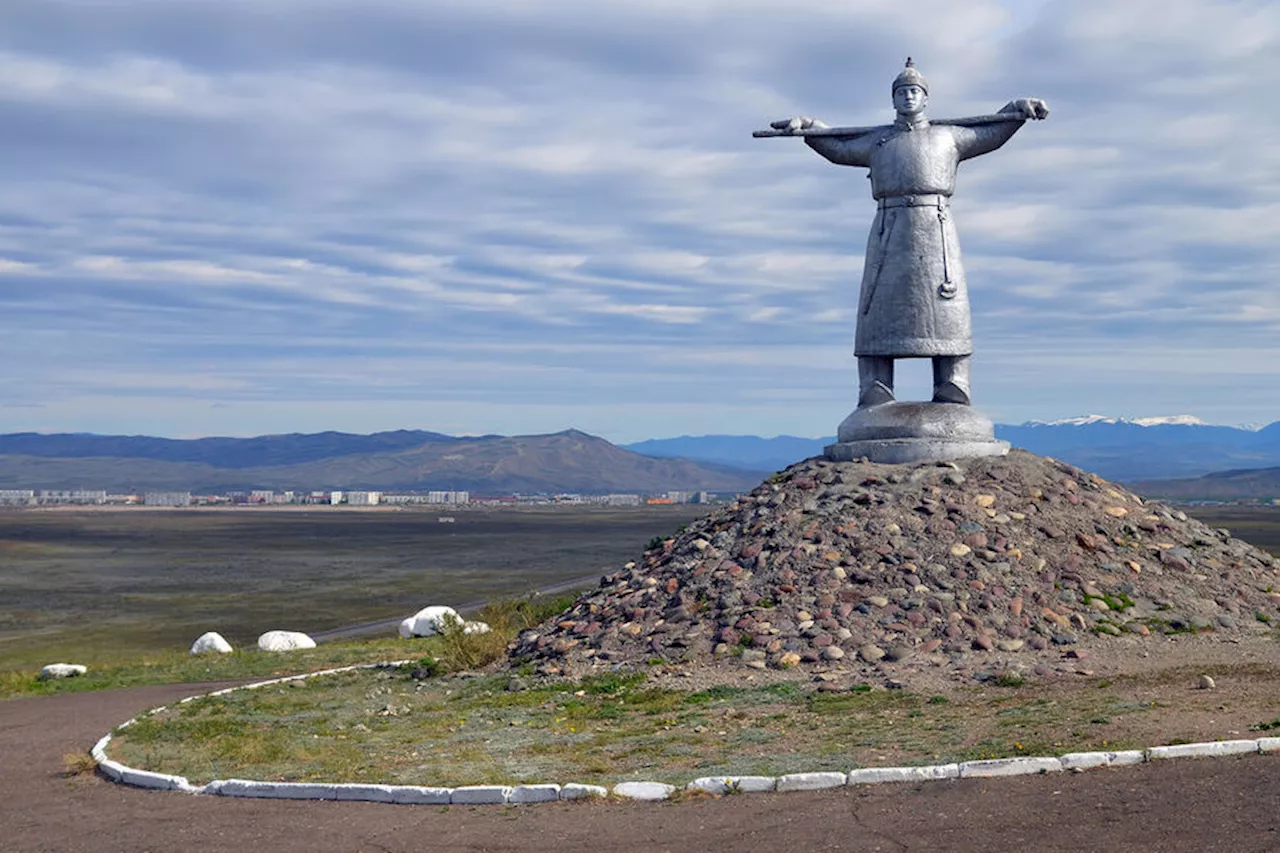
[892,58,929,117]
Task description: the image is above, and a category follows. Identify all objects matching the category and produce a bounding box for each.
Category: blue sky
[0,0,1277,443]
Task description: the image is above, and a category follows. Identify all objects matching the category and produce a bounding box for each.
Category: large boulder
[190,631,234,655]
[257,630,316,651]
[400,606,490,638]
[39,663,87,680]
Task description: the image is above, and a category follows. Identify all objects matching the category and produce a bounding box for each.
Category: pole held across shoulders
[752,112,1029,139]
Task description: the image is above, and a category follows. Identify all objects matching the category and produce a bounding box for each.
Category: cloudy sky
[0,0,1277,442]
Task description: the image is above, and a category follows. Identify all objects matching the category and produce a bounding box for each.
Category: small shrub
[61,751,98,778]
[433,613,511,673]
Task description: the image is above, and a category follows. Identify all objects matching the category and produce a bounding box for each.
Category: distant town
[0,488,725,508]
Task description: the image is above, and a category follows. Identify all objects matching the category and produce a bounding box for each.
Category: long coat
[806,115,1025,358]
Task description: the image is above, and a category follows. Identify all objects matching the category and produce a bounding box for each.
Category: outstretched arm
[768,116,877,167]
[953,98,1049,161]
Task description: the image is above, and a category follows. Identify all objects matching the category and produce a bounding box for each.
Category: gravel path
[4,682,1280,852]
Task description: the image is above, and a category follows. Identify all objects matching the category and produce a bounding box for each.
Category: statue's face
[893,84,927,117]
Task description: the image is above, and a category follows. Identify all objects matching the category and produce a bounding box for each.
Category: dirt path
[4,683,1279,852]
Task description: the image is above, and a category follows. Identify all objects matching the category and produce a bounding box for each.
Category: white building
[143,492,193,507]
[37,489,108,505]
[426,490,469,504]
[345,491,382,506]
[0,489,35,506]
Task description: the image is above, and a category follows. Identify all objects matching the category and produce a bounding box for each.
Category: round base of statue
[824,401,1010,464]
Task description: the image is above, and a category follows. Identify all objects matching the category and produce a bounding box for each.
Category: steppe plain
[0,504,708,671]
[3,500,1280,852]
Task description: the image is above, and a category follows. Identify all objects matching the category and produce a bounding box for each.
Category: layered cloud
[0,0,1277,441]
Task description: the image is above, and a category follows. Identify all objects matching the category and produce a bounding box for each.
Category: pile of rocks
[507,451,1280,683]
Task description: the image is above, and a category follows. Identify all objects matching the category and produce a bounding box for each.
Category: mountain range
[3,415,1280,497]
[623,416,1280,484]
[0,429,760,494]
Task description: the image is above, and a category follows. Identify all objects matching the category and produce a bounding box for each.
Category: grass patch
[2,592,581,702]
[111,664,1254,788]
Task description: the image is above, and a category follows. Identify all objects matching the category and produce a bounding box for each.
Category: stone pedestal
[824,401,1009,464]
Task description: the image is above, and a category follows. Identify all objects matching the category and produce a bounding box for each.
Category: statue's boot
[932,355,972,405]
[857,356,895,408]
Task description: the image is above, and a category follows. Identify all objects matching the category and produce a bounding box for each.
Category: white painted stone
[1258,737,1280,754]
[1107,750,1147,767]
[91,735,111,762]
[97,758,126,781]
[190,632,233,655]
[215,779,336,799]
[613,781,676,801]
[402,606,462,638]
[256,631,316,651]
[451,785,511,805]
[776,772,848,792]
[266,783,338,800]
[119,767,190,790]
[560,783,608,800]
[509,784,561,804]
[847,764,959,784]
[333,783,397,803]
[685,776,776,795]
[1059,752,1107,770]
[686,777,733,795]
[1147,740,1259,760]
[401,606,491,638]
[39,663,87,680]
[959,757,1063,778]
[391,786,453,805]
[724,776,777,793]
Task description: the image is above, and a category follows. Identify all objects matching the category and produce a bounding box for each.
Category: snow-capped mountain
[1025,414,1227,428]
[627,416,1280,483]
[1024,412,1203,425]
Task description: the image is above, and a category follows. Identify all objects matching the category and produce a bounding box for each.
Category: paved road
[4,682,1279,852]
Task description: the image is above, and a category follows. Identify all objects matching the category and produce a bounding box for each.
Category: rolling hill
[0,429,761,494]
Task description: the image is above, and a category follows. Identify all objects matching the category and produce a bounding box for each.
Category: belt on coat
[876,193,950,209]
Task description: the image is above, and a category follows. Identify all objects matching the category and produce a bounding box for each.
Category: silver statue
[758,59,1048,410]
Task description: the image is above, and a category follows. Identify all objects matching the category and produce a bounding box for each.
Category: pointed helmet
[892,57,929,95]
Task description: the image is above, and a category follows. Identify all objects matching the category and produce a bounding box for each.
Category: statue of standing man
[757,58,1048,464]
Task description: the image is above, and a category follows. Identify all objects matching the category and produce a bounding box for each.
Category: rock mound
[508,451,1280,683]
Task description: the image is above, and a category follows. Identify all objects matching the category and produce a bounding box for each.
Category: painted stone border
[92,663,1280,805]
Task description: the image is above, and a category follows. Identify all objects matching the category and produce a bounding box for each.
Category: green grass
[1,593,579,701]
[110,662,1269,788]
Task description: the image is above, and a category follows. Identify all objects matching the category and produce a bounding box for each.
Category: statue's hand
[1002,98,1049,120]
[768,116,829,134]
